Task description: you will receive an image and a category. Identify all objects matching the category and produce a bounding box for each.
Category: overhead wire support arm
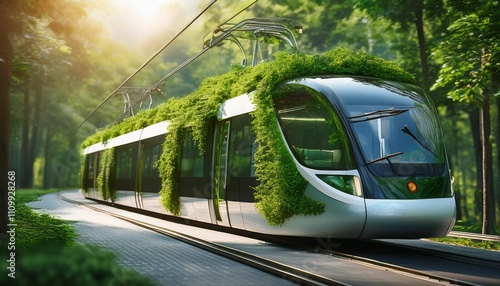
[121,17,303,122]
[203,18,302,49]
[116,87,152,117]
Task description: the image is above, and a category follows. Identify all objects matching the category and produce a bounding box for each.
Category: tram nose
[360,197,456,239]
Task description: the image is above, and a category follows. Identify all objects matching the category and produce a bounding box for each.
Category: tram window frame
[228,113,257,178]
[274,91,354,171]
[86,153,95,181]
[85,152,98,189]
[115,145,134,179]
[142,137,163,179]
[113,143,138,192]
[180,133,204,178]
[225,113,258,203]
[140,135,164,193]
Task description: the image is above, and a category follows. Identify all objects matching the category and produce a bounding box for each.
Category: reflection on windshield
[351,105,444,176]
[274,92,354,170]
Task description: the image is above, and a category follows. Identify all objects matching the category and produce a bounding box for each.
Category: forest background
[0,0,499,234]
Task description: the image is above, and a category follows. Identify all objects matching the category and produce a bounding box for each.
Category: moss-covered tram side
[96,147,116,202]
[82,47,414,225]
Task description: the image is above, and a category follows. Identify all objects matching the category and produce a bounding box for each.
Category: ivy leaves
[96,147,116,202]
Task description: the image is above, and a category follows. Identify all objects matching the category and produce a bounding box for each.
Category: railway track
[58,194,345,286]
[58,193,500,286]
[311,239,500,286]
[448,231,500,242]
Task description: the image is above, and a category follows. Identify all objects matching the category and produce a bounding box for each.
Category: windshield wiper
[365,152,403,165]
[401,125,438,157]
[350,108,408,123]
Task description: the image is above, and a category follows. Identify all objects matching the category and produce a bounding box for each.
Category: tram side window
[85,153,98,188]
[228,114,256,177]
[180,133,204,177]
[116,147,133,179]
[275,92,354,170]
[86,153,96,181]
[143,141,162,178]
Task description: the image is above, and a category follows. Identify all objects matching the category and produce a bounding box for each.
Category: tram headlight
[407,180,418,193]
[317,175,362,197]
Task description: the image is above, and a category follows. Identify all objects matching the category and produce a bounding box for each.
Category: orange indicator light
[407,181,417,193]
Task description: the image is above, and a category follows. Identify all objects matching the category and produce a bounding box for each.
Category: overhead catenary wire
[114,2,261,122]
[72,0,218,135]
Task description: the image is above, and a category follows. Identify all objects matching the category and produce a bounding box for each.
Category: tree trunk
[0,14,13,237]
[413,0,430,90]
[21,85,31,188]
[468,108,483,216]
[43,125,52,189]
[451,116,463,220]
[481,93,496,234]
[28,77,42,184]
[481,46,496,234]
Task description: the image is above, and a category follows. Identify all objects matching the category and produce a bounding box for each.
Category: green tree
[0,0,84,237]
[355,0,447,90]
[432,1,500,234]
[9,1,141,190]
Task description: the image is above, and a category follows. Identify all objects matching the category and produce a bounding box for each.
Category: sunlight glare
[104,0,199,48]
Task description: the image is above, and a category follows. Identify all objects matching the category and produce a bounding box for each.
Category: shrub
[1,244,155,286]
[0,189,154,285]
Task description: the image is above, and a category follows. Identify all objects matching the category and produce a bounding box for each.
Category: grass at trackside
[8,189,76,248]
[430,220,500,251]
[431,236,500,250]
[0,189,156,285]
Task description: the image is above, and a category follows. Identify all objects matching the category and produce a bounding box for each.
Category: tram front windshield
[337,78,446,176]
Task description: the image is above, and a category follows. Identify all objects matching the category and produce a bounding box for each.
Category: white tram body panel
[362,198,456,239]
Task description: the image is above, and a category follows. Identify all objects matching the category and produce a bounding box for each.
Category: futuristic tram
[80,18,456,239]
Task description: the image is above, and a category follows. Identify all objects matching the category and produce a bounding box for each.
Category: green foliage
[0,189,154,286]
[453,220,500,234]
[430,236,500,250]
[431,3,500,104]
[11,189,76,248]
[96,147,116,202]
[0,244,155,286]
[249,48,413,225]
[79,155,87,191]
[15,204,76,248]
[82,47,414,224]
[157,127,182,215]
[431,2,500,233]
[431,220,500,250]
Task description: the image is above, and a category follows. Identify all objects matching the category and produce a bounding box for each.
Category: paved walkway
[28,190,294,286]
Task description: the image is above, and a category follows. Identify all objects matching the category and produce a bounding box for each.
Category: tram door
[212,120,231,226]
[212,114,257,228]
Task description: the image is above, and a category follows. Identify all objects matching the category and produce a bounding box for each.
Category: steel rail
[58,192,498,286]
[315,246,485,286]
[58,194,349,286]
[448,231,500,242]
